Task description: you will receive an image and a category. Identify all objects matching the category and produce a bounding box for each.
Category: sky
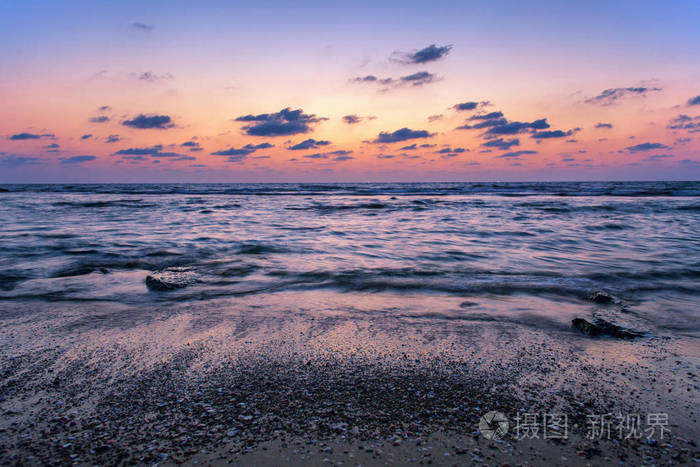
[1,0,699,183]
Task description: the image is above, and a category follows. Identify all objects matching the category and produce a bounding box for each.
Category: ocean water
[1,182,699,337]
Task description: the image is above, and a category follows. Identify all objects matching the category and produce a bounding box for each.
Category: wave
[51,199,157,208]
[2,181,699,197]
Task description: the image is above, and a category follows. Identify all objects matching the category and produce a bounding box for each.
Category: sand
[0,296,697,465]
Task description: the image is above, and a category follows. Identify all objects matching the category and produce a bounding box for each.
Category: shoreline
[1,300,697,465]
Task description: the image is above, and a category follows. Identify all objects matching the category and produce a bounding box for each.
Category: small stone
[588,291,614,304]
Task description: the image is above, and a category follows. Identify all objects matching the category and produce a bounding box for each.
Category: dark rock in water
[572,318,599,335]
[588,290,614,304]
[145,267,196,291]
[572,318,642,339]
[0,187,8,192]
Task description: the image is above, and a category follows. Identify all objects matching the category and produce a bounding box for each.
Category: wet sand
[0,296,698,465]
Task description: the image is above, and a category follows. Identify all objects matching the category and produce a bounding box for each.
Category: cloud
[436,147,467,154]
[9,132,41,140]
[98,105,111,112]
[105,134,120,143]
[0,155,43,166]
[376,154,395,159]
[113,145,192,160]
[180,141,202,151]
[235,107,326,136]
[60,155,96,165]
[453,101,490,111]
[392,44,452,64]
[427,114,443,122]
[211,142,273,161]
[90,116,110,123]
[80,134,92,140]
[498,150,537,158]
[211,143,273,155]
[114,145,167,155]
[122,114,174,129]
[400,144,417,150]
[288,138,331,150]
[585,87,661,105]
[44,143,60,149]
[298,150,353,161]
[350,71,438,90]
[531,129,573,139]
[456,112,508,130]
[351,75,380,83]
[687,95,700,106]
[470,111,504,120]
[137,72,174,82]
[625,142,671,153]
[399,71,437,86]
[595,122,613,129]
[342,115,361,124]
[130,22,153,32]
[373,127,434,143]
[645,154,674,161]
[485,119,549,136]
[333,153,354,161]
[481,138,519,149]
[666,114,700,133]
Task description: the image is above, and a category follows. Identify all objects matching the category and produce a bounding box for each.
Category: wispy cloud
[130,22,153,32]
[350,71,439,90]
[667,114,700,133]
[625,142,671,153]
[391,44,453,64]
[288,139,331,150]
[0,155,44,166]
[211,143,273,162]
[136,72,174,82]
[498,150,537,158]
[113,145,193,161]
[585,86,661,105]
[645,154,674,161]
[60,155,96,165]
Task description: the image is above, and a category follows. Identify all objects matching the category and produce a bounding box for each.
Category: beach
[0,182,698,465]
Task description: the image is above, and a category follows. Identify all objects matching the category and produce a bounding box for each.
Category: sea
[1,181,698,338]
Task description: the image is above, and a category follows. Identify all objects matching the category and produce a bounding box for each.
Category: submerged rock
[145,267,196,291]
[588,290,615,304]
[572,318,642,339]
[0,187,8,192]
